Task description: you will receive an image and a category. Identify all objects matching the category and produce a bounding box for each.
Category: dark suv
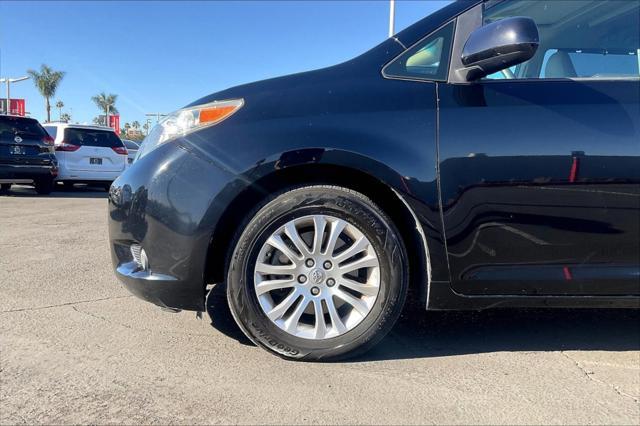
[109,0,640,361]
[0,115,57,195]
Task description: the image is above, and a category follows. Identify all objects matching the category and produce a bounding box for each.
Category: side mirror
[461,17,539,81]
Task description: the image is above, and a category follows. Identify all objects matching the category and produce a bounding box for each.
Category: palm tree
[26,64,65,122]
[91,92,118,126]
[55,100,64,120]
[60,112,71,123]
[132,120,140,129]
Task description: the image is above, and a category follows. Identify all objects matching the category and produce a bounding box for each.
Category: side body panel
[438,79,640,296]
[184,66,447,281]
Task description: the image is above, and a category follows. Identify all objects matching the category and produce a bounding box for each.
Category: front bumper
[112,258,186,309]
[108,140,237,311]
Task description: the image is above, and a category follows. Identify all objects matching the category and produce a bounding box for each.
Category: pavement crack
[561,351,639,404]
[0,295,133,314]
[71,306,134,329]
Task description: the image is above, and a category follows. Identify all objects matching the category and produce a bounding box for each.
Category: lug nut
[311,286,320,296]
[323,260,332,270]
[298,275,307,284]
[305,259,315,267]
[326,278,336,287]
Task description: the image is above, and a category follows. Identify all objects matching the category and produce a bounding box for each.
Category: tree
[143,122,150,135]
[91,92,118,126]
[60,112,71,122]
[132,120,140,129]
[55,100,64,120]
[26,64,65,123]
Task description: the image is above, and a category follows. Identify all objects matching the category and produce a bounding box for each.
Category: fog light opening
[130,244,149,272]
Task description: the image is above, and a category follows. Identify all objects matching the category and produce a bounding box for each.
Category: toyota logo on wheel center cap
[310,269,325,284]
[14,136,22,143]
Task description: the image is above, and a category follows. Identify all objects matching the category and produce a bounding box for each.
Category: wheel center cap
[309,268,325,285]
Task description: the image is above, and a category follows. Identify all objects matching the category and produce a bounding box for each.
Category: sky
[0,0,450,126]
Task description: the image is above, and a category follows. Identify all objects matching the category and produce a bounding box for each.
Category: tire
[0,183,11,194]
[34,177,54,195]
[226,185,409,361]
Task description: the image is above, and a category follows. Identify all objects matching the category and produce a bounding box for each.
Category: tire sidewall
[227,186,408,361]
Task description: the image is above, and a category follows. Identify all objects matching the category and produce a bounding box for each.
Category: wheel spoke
[255,278,296,296]
[339,277,379,297]
[323,219,346,256]
[313,299,327,339]
[333,236,369,264]
[267,289,300,321]
[311,215,327,255]
[326,296,346,334]
[267,235,302,265]
[255,262,296,275]
[333,288,369,317]
[284,222,311,257]
[338,254,378,275]
[284,296,310,333]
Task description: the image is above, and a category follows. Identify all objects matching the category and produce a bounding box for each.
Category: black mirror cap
[461,17,539,81]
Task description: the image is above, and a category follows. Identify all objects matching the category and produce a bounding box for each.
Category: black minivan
[0,115,57,195]
[109,0,640,360]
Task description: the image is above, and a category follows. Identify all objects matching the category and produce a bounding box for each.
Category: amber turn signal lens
[199,102,242,125]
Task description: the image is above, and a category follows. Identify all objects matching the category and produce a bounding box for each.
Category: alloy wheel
[253,215,381,340]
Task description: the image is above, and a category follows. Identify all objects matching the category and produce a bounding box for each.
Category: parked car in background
[109,0,640,361]
[122,139,139,165]
[43,123,127,191]
[0,114,57,195]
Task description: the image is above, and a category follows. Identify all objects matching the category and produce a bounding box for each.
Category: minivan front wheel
[226,186,408,361]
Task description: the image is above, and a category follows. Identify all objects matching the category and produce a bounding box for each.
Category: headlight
[136,98,244,160]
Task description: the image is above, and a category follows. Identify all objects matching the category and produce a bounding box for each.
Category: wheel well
[205,164,428,304]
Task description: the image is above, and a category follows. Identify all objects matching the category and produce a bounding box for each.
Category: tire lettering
[250,322,300,356]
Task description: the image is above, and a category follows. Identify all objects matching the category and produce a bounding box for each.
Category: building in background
[125,127,143,139]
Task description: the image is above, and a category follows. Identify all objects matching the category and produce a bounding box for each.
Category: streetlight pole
[0,76,29,115]
[388,0,396,38]
[145,112,167,123]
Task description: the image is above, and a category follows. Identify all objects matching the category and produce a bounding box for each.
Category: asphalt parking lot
[1,184,639,425]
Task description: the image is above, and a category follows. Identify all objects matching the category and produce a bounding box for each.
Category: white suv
[43,123,128,190]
